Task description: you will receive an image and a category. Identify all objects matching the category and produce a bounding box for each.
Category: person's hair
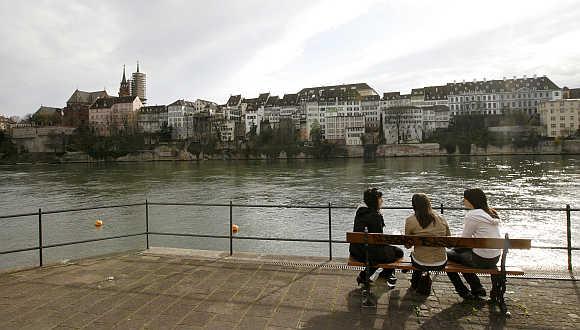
[412,193,437,228]
[363,188,383,211]
[463,188,499,219]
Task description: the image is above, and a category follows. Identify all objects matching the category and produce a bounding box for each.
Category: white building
[244,105,264,135]
[538,99,580,138]
[297,83,378,140]
[325,114,365,145]
[448,76,562,117]
[167,99,196,139]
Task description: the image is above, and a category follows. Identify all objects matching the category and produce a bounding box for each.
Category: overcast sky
[1,0,580,117]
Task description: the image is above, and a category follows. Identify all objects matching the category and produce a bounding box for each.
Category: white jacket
[462,209,501,258]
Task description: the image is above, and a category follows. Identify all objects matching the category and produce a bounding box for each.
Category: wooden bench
[346,231,532,316]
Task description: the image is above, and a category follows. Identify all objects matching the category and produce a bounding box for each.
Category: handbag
[415,272,432,295]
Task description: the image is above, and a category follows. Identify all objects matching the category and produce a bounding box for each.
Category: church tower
[118,65,131,97]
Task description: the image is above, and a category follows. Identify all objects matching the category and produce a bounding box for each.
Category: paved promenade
[1,248,579,329]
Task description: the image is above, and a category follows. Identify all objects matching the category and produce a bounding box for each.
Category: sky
[1,0,580,118]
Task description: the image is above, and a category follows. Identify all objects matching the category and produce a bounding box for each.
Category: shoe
[471,288,486,297]
[386,275,397,288]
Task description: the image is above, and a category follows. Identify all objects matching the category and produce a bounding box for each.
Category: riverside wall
[2,140,579,164]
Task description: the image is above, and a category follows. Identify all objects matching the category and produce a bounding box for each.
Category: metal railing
[0,201,578,270]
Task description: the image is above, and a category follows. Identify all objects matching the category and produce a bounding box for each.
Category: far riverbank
[1,140,579,164]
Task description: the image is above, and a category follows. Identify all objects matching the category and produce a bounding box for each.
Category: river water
[0,155,578,271]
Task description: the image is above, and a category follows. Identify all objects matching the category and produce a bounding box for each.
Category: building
[137,105,167,134]
[410,85,449,108]
[184,111,219,143]
[243,97,264,135]
[563,87,580,99]
[89,96,143,136]
[538,99,580,138]
[131,62,146,104]
[263,96,280,127]
[325,114,365,145]
[448,76,562,117]
[32,106,62,126]
[224,95,245,122]
[218,120,236,142]
[297,83,379,140]
[62,89,109,128]
[381,92,412,108]
[0,115,14,131]
[167,100,196,139]
[361,95,381,129]
[382,106,423,144]
[422,105,450,136]
[194,99,218,114]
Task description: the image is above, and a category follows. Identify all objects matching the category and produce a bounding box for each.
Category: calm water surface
[0,155,578,271]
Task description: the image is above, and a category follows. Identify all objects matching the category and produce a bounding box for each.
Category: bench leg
[490,274,510,317]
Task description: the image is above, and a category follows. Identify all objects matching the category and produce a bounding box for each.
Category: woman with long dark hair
[404,193,451,293]
[447,188,501,299]
[349,188,404,287]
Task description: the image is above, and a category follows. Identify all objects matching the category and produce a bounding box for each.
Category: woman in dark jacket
[349,188,404,286]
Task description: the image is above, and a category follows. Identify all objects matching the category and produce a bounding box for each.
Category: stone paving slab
[0,250,579,329]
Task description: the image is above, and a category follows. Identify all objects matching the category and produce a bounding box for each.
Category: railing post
[566,204,572,271]
[145,200,150,250]
[38,208,43,267]
[440,203,444,214]
[328,202,332,261]
[229,201,233,256]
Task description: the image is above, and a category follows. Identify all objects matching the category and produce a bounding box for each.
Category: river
[0,155,578,271]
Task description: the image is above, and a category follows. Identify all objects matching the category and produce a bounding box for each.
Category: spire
[136,61,140,73]
[121,65,127,83]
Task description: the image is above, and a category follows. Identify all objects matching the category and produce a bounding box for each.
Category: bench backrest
[346,232,531,249]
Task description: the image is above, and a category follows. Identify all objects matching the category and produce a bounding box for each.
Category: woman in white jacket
[447,188,501,300]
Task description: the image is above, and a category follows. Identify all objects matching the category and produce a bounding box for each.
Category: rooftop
[66,90,110,106]
[0,249,577,329]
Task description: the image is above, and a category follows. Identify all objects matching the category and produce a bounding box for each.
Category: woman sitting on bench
[349,188,404,287]
[404,193,451,293]
[447,188,501,300]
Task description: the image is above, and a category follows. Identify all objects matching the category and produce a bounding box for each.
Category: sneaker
[386,275,397,288]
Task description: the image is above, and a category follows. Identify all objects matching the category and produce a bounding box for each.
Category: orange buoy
[95,220,103,227]
[231,224,239,234]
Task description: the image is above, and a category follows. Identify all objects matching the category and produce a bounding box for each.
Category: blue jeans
[446,248,500,294]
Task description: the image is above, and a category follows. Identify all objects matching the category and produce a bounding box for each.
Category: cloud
[1,0,579,117]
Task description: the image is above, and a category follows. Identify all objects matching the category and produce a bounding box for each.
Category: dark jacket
[349,206,387,264]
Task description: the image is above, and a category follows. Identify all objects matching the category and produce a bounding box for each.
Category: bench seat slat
[347,257,525,275]
[346,232,531,249]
